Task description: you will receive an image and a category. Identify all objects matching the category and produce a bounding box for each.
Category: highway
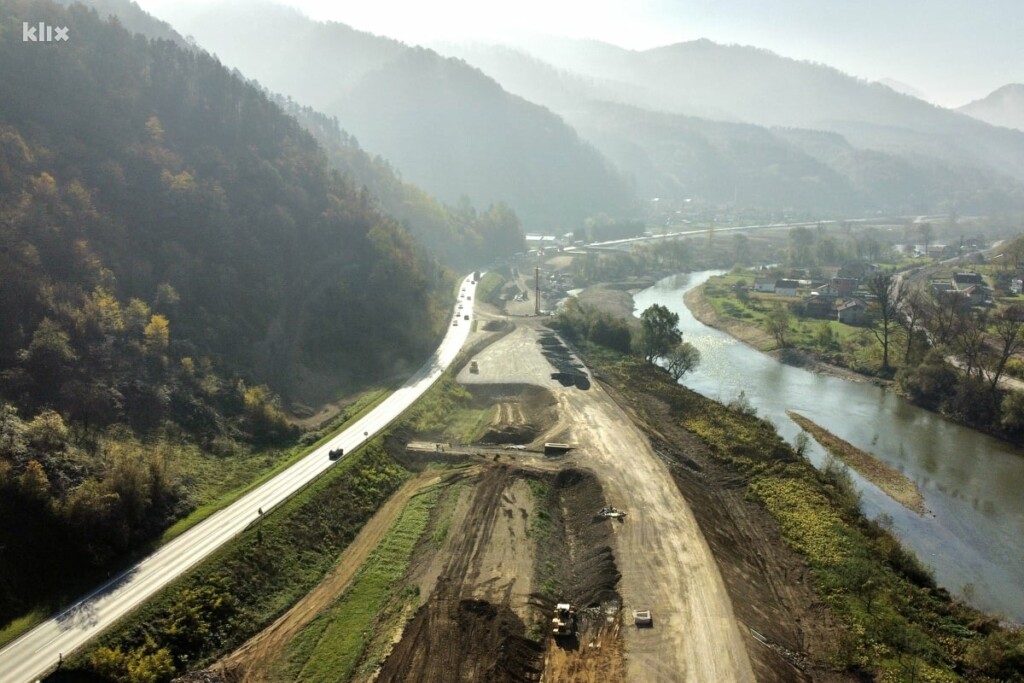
[0,274,480,683]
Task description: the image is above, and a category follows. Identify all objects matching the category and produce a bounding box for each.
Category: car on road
[328,448,344,460]
[463,314,469,320]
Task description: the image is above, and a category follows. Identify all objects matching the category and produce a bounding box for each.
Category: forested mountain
[56,0,189,48]
[0,0,451,618]
[60,0,524,266]
[2,0,449,401]
[436,44,1024,214]
[280,101,524,265]
[959,84,1024,132]
[435,41,1024,214]
[153,1,637,230]
[514,38,1024,184]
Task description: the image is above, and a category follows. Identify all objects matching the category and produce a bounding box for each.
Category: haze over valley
[2,1,1024,682]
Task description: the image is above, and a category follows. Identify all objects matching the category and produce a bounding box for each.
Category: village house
[804,295,835,319]
[836,298,868,324]
[774,279,800,297]
[959,285,988,306]
[754,278,776,293]
[951,272,989,305]
[830,277,859,297]
[812,282,839,298]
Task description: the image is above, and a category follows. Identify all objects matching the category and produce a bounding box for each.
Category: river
[633,271,1024,622]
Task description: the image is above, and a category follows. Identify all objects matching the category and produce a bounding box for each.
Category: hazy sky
[140,0,1023,107]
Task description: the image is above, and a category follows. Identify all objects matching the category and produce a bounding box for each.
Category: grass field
[283,487,442,682]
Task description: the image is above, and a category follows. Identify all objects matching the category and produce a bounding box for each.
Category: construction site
[193,268,856,683]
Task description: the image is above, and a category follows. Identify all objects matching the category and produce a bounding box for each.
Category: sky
[139,0,1023,107]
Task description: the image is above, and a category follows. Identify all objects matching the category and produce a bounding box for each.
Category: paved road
[0,274,480,683]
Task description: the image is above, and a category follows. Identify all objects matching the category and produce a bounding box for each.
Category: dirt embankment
[376,465,626,683]
[378,466,545,683]
[598,376,860,683]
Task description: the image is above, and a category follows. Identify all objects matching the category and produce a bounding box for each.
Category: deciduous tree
[636,304,681,362]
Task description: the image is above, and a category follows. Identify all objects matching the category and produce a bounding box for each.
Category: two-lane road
[0,274,480,683]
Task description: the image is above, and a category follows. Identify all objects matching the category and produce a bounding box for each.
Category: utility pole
[535,266,541,316]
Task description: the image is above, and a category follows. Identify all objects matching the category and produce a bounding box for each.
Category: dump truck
[552,603,575,637]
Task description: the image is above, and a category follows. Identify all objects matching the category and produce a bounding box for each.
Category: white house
[774,279,800,297]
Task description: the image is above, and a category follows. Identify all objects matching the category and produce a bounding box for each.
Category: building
[774,279,800,297]
[953,272,984,287]
[754,278,776,293]
[836,299,868,324]
[959,285,988,306]
[804,296,835,319]
[830,277,858,297]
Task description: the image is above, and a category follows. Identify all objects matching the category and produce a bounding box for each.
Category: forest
[0,0,454,624]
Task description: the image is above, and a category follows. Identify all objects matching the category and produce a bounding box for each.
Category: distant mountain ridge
[958,84,1024,132]
[509,37,1024,187]
[436,42,1024,214]
[153,1,637,230]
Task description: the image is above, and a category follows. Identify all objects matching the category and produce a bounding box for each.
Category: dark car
[329,448,344,460]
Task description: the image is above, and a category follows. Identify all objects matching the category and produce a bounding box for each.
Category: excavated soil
[465,384,558,445]
[376,465,625,683]
[601,379,861,683]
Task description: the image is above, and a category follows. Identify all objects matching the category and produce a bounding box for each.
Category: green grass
[284,487,441,683]
[445,405,494,443]
[702,274,889,373]
[68,441,410,679]
[476,271,506,305]
[0,608,47,650]
[161,388,392,543]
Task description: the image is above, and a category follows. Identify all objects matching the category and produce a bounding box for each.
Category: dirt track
[219,471,442,682]
[214,312,826,682]
[463,324,755,682]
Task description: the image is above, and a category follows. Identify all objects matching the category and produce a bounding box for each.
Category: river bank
[682,284,890,387]
[577,348,1024,680]
[631,271,1024,623]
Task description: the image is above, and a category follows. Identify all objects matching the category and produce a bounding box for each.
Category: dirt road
[463,324,755,682]
[221,471,442,682]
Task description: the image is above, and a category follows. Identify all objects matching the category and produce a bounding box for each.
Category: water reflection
[634,271,1024,622]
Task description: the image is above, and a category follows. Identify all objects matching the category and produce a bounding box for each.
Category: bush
[897,351,958,410]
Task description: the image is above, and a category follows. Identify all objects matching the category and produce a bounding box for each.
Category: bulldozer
[598,506,626,519]
[551,603,576,637]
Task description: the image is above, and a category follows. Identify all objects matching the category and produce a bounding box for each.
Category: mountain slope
[959,84,1024,132]
[154,1,636,230]
[516,37,1024,186]
[436,44,1024,213]
[0,0,450,404]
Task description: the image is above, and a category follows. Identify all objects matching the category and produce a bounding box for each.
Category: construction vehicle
[551,603,575,637]
[598,506,626,519]
[469,360,479,373]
